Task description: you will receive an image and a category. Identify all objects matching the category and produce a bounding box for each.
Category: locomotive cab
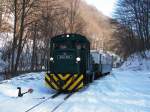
[45,34,91,92]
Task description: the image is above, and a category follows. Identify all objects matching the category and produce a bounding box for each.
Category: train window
[53,41,74,49]
[76,44,81,49]
[52,43,58,49]
[74,42,88,50]
[75,42,81,50]
[82,44,87,49]
[66,41,72,48]
[53,43,67,49]
[60,44,67,49]
[52,44,55,49]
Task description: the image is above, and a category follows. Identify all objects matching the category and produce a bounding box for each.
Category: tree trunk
[31,24,37,70]
[0,0,2,29]
[14,0,26,73]
[11,0,18,75]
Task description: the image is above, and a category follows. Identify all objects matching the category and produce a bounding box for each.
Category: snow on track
[0,70,150,112]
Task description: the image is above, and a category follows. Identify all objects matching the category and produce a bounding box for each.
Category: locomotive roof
[51,33,90,44]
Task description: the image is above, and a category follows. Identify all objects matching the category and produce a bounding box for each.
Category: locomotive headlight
[76,57,81,62]
[67,34,70,37]
[50,57,54,61]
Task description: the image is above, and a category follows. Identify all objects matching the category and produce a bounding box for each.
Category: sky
[84,0,117,17]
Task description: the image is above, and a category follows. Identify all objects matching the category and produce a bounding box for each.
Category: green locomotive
[45,33,112,92]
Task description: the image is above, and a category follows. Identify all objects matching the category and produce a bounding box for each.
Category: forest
[0,0,149,77]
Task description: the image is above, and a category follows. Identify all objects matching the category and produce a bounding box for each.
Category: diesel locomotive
[45,33,112,92]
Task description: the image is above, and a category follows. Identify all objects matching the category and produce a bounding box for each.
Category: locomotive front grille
[45,73,84,92]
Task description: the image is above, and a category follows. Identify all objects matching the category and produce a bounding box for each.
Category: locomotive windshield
[52,42,71,49]
[52,41,87,50]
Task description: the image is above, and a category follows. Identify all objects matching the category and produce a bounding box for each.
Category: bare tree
[65,0,86,34]
[115,0,150,57]
[1,0,87,76]
[0,0,2,28]
[11,0,18,74]
[4,0,40,74]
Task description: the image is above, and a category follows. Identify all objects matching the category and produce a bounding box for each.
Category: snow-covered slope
[121,51,150,71]
[0,69,150,112]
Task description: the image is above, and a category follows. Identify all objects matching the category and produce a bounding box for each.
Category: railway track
[0,92,74,112]
[24,92,75,112]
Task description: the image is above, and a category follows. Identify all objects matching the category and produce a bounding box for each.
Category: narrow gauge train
[45,34,112,92]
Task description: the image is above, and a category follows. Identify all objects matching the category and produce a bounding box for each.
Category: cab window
[75,42,87,50]
[53,42,71,49]
[60,44,67,49]
[76,44,81,49]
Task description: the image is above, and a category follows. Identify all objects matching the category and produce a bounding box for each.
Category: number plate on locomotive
[57,55,73,60]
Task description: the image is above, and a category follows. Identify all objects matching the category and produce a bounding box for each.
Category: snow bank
[121,51,150,71]
[0,84,18,97]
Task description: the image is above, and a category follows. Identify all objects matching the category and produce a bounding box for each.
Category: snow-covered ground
[0,51,150,112]
[0,68,150,112]
[121,51,150,71]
